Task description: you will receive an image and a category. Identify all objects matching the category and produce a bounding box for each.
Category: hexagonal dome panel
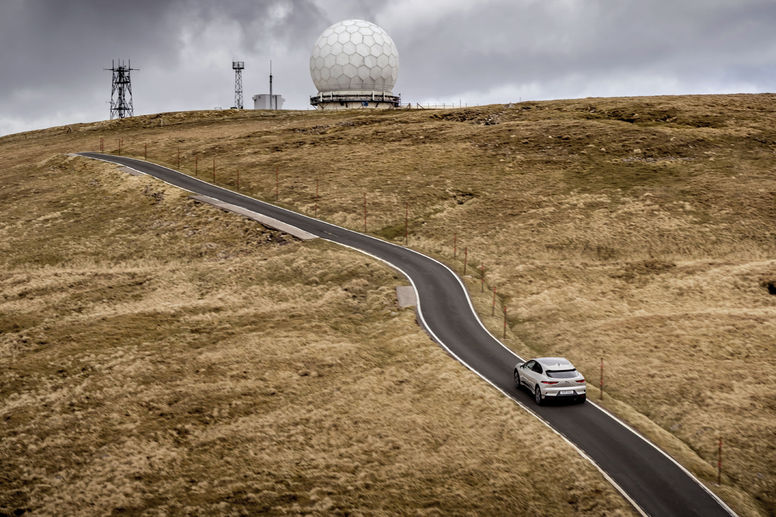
[349,53,364,67]
[343,63,357,77]
[368,67,382,80]
[310,19,399,93]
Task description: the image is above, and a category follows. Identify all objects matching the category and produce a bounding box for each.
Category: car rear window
[546,369,578,379]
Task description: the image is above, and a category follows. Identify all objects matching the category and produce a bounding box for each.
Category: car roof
[535,357,574,369]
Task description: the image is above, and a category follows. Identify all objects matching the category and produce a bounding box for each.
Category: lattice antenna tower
[107,59,138,120]
[232,61,244,109]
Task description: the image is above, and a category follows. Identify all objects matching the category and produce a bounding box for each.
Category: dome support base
[310,91,401,110]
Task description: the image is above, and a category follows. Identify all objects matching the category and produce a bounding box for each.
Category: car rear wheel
[534,385,543,405]
[514,369,521,389]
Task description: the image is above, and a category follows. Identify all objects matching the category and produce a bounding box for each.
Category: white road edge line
[330,239,649,517]
[587,401,737,517]
[78,153,736,517]
[320,211,734,516]
[402,247,737,517]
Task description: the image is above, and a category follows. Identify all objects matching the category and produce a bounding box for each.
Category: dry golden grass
[1,93,774,515]
[0,155,633,514]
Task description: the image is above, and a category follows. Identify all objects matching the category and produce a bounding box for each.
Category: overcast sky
[1,0,774,136]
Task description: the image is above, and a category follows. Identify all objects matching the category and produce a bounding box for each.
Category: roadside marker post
[363,193,367,232]
[212,158,215,183]
[144,143,147,160]
[118,138,122,155]
[492,287,496,316]
[503,306,507,338]
[100,137,104,152]
[236,168,240,190]
[177,147,180,169]
[315,178,319,218]
[194,156,198,176]
[717,438,722,485]
[463,247,468,275]
[480,265,485,292]
[600,357,604,400]
[275,168,279,202]
[404,202,409,245]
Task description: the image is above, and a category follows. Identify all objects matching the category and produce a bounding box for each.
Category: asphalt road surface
[78,152,735,517]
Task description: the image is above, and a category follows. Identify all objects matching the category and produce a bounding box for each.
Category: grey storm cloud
[0,0,325,94]
[0,0,774,136]
[1,0,178,93]
[179,0,329,54]
[393,0,776,99]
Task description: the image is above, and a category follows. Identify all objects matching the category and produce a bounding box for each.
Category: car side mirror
[516,361,525,368]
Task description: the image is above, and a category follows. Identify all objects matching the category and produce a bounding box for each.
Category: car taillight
[576,379,586,383]
[541,381,559,385]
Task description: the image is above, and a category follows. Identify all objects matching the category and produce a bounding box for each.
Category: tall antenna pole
[232,61,244,109]
[107,59,138,120]
[269,60,274,110]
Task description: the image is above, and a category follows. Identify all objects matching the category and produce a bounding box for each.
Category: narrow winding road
[78,152,736,517]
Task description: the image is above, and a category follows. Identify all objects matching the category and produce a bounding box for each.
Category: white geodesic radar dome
[310,19,399,93]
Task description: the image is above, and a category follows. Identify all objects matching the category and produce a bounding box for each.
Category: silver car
[514,357,586,405]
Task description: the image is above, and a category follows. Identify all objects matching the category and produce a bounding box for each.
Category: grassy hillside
[2,93,774,515]
[0,155,632,515]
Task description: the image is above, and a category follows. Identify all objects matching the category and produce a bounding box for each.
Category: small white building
[253,94,285,110]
